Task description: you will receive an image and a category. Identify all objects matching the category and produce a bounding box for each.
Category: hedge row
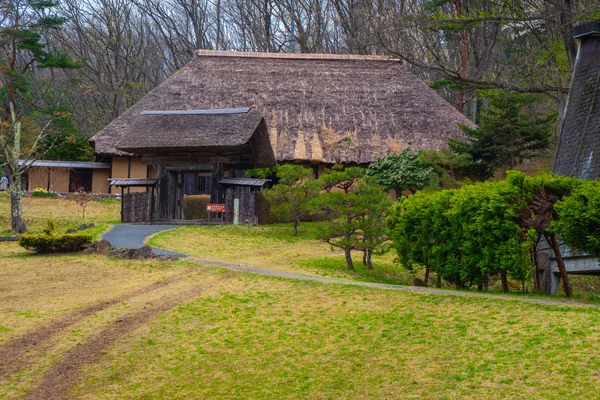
[388,172,600,291]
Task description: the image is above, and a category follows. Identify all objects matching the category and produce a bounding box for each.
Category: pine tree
[1,0,83,233]
[449,91,555,181]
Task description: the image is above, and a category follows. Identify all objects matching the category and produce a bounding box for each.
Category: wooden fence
[122,192,153,223]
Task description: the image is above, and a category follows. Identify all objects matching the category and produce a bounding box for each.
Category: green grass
[149,223,413,285]
[71,271,600,399]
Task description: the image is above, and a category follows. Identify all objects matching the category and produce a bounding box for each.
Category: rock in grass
[65,228,77,234]
[78,224,88,231]
[94,239,112,253]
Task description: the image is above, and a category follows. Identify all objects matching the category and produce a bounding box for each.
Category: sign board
[206,203,226,213]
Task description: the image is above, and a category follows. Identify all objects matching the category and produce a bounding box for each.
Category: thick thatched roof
[91,50,473,164]
[117,108,276,166]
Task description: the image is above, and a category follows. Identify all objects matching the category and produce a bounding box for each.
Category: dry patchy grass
[0,242,208,398]
[0,195,120,237]
[1,244,600,399]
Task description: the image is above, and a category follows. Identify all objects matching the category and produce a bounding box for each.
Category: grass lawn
[2,197,600,398]
[149,223,414,285]
[1,242,600,399]
[0,194,120,239]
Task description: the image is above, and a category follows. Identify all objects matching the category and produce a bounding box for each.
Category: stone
[78,224,88,231]
[94,239,112,253]
[65,228,77,234]
[88,223,95,228]
[134,246,154,259]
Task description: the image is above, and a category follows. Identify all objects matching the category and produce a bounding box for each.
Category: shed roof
[91,50,473,164]
[219,178,270,187]
[108,178,157,187]
[19,160,110,169]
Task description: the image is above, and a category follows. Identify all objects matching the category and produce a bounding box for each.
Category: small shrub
[19,233,92,253]
[73,186,92,219]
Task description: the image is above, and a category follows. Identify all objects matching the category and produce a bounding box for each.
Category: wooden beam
[142,155,252,165]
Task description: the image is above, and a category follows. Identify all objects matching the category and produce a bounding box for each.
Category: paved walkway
[102,225,186,256]
[103,224,596,307]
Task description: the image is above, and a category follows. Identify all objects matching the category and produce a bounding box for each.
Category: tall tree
[449,91,555,181]
[1,0,82,232]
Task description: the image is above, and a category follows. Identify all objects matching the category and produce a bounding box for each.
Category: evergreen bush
[19,233,92,253]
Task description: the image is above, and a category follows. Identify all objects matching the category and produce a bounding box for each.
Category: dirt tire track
[24,284,208,400]
[0,269,192,379]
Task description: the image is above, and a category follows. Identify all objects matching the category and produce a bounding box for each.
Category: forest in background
[1,0,599,162]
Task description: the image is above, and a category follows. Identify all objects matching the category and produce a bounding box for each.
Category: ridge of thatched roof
[90,51,473,164]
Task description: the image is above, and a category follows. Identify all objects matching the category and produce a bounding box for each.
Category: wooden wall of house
[110,157,149,193]
[92,169,110,193]
[27,167,70,193]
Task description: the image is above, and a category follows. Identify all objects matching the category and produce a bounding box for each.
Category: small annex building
[90,50,474,223]
[20,160,110,193]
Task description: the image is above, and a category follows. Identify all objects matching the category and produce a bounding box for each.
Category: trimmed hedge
[19,233,92,253]
[183,195,210,220]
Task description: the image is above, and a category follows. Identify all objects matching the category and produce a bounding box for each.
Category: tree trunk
[545,232,573,298]
[362,250,367,265]
[500,270,509,293]
[10,176,26,233]
[424,265,430,286]
[293,218,299,236]
[436,274,441,288]
[366,250,373,269]
[344,247,354,270]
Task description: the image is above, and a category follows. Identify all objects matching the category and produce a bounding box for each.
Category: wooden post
[120,187,124,222]
[210,163,224,203]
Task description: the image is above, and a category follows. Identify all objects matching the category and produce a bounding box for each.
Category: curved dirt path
[0,270,191,380]
[186,258,600,308]
[24,281,219,400]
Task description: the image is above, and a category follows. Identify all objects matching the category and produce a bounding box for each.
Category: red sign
[206,203,226,213]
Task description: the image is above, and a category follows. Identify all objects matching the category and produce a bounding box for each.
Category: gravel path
[104,225,597,307]
[102,225,186,256]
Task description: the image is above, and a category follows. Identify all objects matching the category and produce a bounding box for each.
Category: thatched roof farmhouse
[90,50,473,223]
[91,50,471,165]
